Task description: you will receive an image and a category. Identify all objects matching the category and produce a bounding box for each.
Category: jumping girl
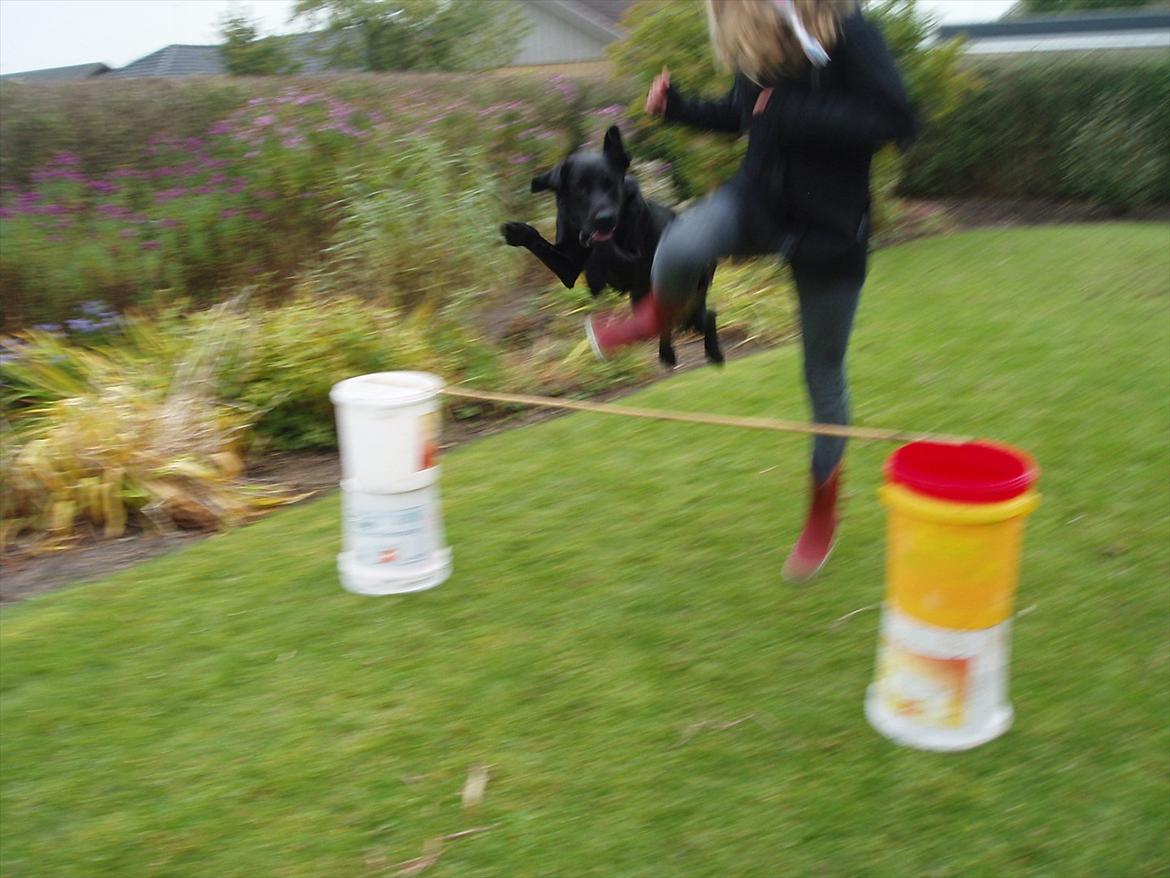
[586,0,917,581]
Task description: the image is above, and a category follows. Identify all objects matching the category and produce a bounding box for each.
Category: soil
[4,197,1165,605]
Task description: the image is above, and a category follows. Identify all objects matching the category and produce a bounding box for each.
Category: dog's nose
[593,212,616,232]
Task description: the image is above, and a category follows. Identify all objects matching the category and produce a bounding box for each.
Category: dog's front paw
[501,221,532,247]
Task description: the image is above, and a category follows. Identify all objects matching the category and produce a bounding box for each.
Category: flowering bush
[0,75,637,327]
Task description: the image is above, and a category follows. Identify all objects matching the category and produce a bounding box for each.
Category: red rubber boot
[586,293,675,360]
[782,466,841,583]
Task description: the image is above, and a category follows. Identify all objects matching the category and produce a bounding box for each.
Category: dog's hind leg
[702,309,724,366]
[658,333,677,369]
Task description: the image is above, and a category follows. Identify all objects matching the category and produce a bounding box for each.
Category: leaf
[395,839,443,877]
[461,763,490,810]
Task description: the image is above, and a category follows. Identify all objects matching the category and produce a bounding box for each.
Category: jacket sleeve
[770,13,918,148]
[663,79,743,134]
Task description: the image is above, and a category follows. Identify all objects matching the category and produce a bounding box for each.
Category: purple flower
[160,218,180,229]
[90,180,118,195]
[210,121,233,136]
[80,300,114,317]
[98,204,131,219]
[33,323,61,333]
[282,135,305,149]
[154,186,188,203]
[141,240,160,250]
[246,210,266,222]
[52,151,81,166]
[0,208,10,219]
[66,318,97,332]
[254,114,275,127]
[119,228,137,239]
[220,209,240,219]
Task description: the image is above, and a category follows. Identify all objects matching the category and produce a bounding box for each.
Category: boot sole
[585,318,606,361]
[782,539,837,584]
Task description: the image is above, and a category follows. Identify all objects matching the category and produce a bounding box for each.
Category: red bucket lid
[885,441,1038,504]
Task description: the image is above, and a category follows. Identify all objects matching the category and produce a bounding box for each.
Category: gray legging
[652,185,862,483]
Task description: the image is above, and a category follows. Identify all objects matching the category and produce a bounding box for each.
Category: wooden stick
[441,387,971,445]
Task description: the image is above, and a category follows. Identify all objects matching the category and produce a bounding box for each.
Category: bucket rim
[330,371,443,408]
[885,440,1039,504]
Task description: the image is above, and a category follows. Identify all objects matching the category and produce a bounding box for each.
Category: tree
[1007,0,1168,15]
[291,0,528,72]
[220,12,302,76]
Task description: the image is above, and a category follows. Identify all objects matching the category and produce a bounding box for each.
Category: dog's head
[531,125,630,247]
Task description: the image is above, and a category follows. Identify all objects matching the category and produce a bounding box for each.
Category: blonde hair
[705,0,855,82]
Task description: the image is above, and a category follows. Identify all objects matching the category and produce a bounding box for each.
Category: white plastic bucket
[338,482,452,595]
[330,371,444,493]
[330,372,452,595]
[865,606,1013,752]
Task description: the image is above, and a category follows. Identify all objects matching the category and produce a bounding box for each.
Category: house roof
[570,0,634,28]
[936,8,1170,54]
[109,44,225,78]
[938,8,1170,40]
[533,0,632,41]
[0,62,110,82]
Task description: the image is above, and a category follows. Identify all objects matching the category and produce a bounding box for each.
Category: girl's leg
[650,185,748,307]
[783,260,865,582]
[793,260,864,480]
[587,186,754,356]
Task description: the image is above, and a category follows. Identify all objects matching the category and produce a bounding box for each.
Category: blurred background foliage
[1,0,1166,547]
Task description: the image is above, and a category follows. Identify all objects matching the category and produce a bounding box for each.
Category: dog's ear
[531,163,562,194]
[602,126,630,173]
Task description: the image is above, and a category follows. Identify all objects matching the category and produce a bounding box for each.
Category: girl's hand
[645,66,670,116]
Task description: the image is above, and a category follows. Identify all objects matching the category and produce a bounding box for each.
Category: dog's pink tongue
[590,230,613,244]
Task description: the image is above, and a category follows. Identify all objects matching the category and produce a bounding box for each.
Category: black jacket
[664,10,917,270]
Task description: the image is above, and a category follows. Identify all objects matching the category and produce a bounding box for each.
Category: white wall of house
[514,1,613,65]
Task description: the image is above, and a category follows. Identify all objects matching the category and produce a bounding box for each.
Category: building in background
[934,7,1170,56]
[512,0,631,69]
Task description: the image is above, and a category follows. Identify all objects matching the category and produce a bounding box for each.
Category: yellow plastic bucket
[866,441,1039,751]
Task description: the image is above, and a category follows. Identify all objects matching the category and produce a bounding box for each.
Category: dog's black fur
[501,126,722,367]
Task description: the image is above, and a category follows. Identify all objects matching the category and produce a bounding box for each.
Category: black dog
[501,126,722,368]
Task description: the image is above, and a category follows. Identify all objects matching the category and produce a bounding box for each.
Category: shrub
[0,74,633,327]
[323,134,514,313]
[902,55,1170,206]
[208,292,504,451]
[0,311,291,549]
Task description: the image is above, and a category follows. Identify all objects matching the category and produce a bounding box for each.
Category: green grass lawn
[3,225,1168,877]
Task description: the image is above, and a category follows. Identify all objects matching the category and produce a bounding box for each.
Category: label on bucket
[344,492,438,568]
[877,641,971,728]
[420,410,440,471]
[872,607,1010,735]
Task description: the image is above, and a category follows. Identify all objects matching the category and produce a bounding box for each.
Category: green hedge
[902,55,1170,208]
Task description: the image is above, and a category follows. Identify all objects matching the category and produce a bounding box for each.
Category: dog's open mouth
[587,230,614,245]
